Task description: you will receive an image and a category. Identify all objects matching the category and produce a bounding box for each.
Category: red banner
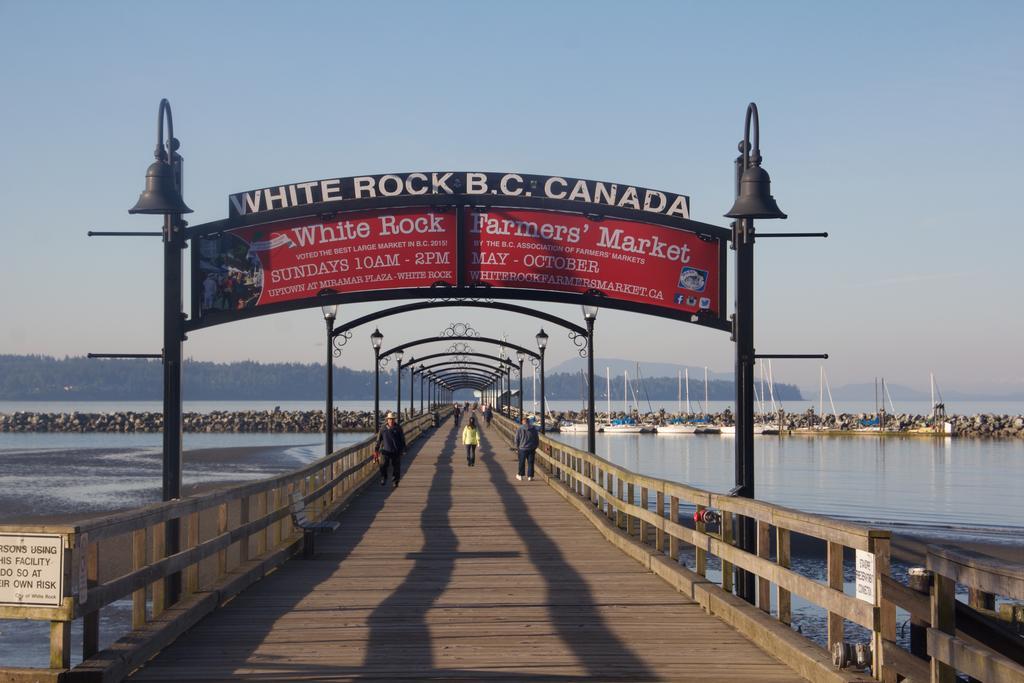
[197,207,457,314]
[464,208,721,316]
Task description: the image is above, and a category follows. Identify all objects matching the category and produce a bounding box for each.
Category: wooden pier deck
[127,416,804,681]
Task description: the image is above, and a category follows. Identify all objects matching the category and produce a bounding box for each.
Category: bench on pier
[290,491,340,557]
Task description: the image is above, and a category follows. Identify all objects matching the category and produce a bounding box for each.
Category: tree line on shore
[0,354,802,401]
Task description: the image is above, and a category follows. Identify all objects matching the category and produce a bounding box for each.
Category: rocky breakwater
[0,409,377,433]
[551,409,1024,438]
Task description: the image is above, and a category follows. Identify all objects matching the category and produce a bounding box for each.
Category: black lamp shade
[725,165,786,220]
[129,160,192,214]
[370,328,383,350]
[536,329,549,350]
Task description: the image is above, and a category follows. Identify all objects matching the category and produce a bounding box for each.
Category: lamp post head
[536,328,549,351]
[129,159,192,215]
[516,350,525,364]
[321,303,337,322]
[725,164,787,220]
[418,364,425,372]
[582,304,599,321]
[370,328,383,351]
[396,349,404,364]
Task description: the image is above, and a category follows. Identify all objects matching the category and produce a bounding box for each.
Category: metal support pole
[518,360,524,419]
[162,212,184,608]
[325,319,334,455]
[586,317,596,454]
[409,367,414,418]
[540,350,547,434]
[374,350,381,433]
[420,373,424,414]
[735,215,757,603]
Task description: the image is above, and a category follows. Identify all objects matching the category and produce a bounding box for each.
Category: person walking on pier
[375,412,406,488]
[514,415,539,481]
[483,404,492,428]
[463,416,480,467]
[454,403,462,425]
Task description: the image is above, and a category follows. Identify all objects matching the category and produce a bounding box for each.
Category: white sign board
[0,533,64,607]
[855,549,876,605]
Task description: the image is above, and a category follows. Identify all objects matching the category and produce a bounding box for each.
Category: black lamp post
[583,305,598,453]
[536,329,548,434]
[322,303,338,455]
[418,364,425,414]
[407,356,415,418]
[371,328,383,432]
[129,98,192,609]
[516,351,525,419]
[724,102,787,605]
[395,348,404,420]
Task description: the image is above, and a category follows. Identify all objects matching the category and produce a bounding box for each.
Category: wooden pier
[124,416,802,681]
[2,410,1021,682]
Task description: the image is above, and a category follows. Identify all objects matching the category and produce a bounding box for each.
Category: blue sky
[1,1,1021,393]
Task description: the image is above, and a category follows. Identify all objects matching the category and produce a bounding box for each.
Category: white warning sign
[0,533,64,607]
[855,549,876,605]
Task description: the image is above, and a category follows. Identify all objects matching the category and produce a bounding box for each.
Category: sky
[1,1,1021,395]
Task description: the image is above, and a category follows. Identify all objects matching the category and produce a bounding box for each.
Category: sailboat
[908,372,954,435]
[604,369,644,433]
[795,365,839,433]
[658,369,699,434]
[694,366,721,434]
[559,370,589,432]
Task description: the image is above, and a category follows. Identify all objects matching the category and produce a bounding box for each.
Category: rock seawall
[0,409,380,433]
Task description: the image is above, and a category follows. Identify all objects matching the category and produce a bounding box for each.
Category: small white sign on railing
[0,532,64,607]
[855,549,876,604]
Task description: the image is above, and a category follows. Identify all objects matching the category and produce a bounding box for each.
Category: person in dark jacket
[513,416,540,481]
[375,412,406,487]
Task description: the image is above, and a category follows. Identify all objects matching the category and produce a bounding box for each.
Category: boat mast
[624,369,628,415]
[685,368,691,415]
[703,366,709,418]
[677,369,681,416]
[930,372,935,422]
[606,366,611,423]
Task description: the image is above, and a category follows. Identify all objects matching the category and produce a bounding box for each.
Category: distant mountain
[550,357,732,381]
[806,382,1024,403]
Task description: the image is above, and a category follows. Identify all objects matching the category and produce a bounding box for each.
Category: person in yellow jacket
[462,416,480,467]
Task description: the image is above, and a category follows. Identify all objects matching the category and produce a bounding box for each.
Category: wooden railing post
[756,520,771,613]
[239,495,251,564]
[185,511,200,595]
[722,513,734,593]
[871,535,896,682]
[132,527,147,628]
[217,503,229,577]
[930,570,957,683]
[826,540,844,655]
[152,521,166,617]
[695,504,707,577]
[776,527,791,625]
[639,486,649,545]
[83,537,99,659]
[656,490,666,553]
[627,482,637,536]
[50,620,71,669]
[616,478,626,530]
[670,496,680,563]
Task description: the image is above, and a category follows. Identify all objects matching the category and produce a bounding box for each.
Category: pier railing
[0,409,442,682]
[493,414,1023,682]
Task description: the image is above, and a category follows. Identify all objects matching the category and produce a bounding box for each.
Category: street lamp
[418,364,425,414]
[322,302,338,455]
[407,356,415,418]
[395,348,404,419]
[583,305,598,453]
[536,329,548,434]
[129,98,192,609]
[371,328,383,432]
[516,350,525,419]
[724,102,786,605]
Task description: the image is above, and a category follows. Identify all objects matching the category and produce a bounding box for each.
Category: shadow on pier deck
[126,416,803,681]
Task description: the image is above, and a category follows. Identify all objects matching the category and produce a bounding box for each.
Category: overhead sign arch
[187,171,729,333]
